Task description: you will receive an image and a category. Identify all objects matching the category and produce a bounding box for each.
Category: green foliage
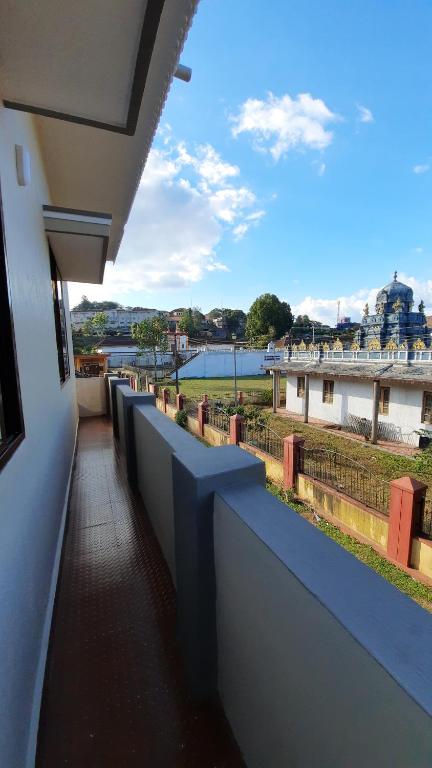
[131,316,169,380]
[178,307,204,337]
[246,293,293,342]
[73,295,121,311]
[175,409,188,429]
[223,309,246,336]
[259,388,273,405]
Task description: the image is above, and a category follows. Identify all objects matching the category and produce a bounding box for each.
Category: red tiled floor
[36,417,243,768]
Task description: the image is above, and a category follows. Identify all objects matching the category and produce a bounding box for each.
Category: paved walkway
[37,417,242,768]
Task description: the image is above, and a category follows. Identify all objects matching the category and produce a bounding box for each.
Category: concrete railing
[110,379,432,766]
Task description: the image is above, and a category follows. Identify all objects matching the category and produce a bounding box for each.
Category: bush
[175,409,188,429]
[259,388,273,405]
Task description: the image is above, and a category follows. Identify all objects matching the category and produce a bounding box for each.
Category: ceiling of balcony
[0,0,198,281]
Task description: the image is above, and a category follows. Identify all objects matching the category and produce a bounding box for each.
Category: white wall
[286,375,431,444]
[173,349,283,379]
[0,107,77,767]
[76,377,106,417]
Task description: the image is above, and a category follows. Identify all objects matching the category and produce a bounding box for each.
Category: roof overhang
[1,1,166,135]
[0,0,198,282]
[43,206,111,283]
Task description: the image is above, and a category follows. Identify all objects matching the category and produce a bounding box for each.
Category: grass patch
[164,375,272,400]
[267,481,432,613]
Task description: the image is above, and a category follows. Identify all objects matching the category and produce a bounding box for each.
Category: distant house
[71,307,161,332]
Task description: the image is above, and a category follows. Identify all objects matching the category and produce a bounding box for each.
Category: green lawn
[267,483,432,613]
[164,375,272,400]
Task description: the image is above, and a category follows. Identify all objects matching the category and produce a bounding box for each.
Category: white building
[71,307,162,331]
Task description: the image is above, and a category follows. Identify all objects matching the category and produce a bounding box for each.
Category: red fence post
[238,391,244,405]
[198,400,209,436]
[176,393,184,411]
[283,435,305,490]
[229,414,244,445]
[387,477,427,566]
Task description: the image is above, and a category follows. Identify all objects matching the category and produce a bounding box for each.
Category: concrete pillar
[283,435,305,490]
[238,391,244,405]
[371,379,380,444]
[198,400,209,436]
[304,373,310,424]
[272,370,281,413]
[162,387,169,413]
[149,382,159,398]
[229,413,245,445]
[387,477,427,567]
[176,393,184,411]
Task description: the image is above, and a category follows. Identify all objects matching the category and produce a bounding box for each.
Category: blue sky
[69,0,432,323]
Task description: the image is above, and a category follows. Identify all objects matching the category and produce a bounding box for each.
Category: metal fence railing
[421,496,432,540]
[240,420,284,462]
[343,413,418,447]
[299,446,390,515]
[183,398,198,418]
[207,405,230,433]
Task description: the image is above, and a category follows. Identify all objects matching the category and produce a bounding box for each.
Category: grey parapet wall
[115,388,155,486]
[172,446,265,702]
[108,377,130,437]
[213,483,432,768]
[133,403,205,584]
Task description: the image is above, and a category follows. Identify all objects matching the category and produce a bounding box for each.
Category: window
[297,376,305,398]
[50,250,70,383]
[379,386,390,415]
[0,186,24,469]
[322,379,334,404]
[422,392,432,424]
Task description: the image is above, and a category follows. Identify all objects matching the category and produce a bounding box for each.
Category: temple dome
[376,272,413,306]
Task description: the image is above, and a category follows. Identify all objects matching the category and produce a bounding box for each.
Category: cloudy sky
[68,0,432,322]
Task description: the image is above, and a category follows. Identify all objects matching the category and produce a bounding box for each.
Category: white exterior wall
[286,374,432,444]
[0,107,77,767]
[71,307,160,330]
[173,349,283,379]
[76,377,106,417]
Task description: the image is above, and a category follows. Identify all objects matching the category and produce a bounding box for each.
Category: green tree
[131,316,169,381]
[224,309,246,337]
[91,312,108,335]
[246,293,293,343]
[178,308,198,337]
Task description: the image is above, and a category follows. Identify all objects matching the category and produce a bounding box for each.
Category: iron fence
[299,446,390,515]
[183,398,198,418]
[421,496,432,540]
[207,405,230,433]
[240,420,284,462]
[344,413,418,446]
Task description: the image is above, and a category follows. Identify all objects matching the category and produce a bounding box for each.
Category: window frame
[322,379,334,404]
[422,391,432,425]
[297,376,305,398]
[0,184,25,470]
[379,386,390,415]
[50,250,70,384]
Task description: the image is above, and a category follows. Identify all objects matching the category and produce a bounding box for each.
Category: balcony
[35,377,432,766]
[36,416,242,767]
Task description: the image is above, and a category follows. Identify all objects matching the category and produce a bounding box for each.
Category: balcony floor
[37,416,243,767]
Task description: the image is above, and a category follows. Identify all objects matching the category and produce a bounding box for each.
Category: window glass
[379,386,390,415]
[297,376,305,398]
[0,185,24,468]
[423,392,432,424]
[323,379,334,404]
[50,251,70,383]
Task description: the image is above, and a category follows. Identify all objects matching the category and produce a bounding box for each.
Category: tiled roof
[273,360,432,385]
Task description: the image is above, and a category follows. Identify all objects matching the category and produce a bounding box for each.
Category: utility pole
[174,332,179,395]
[232,333,237,405]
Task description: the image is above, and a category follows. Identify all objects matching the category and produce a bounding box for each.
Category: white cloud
[312,160,326,176]
[68,136,264,306]
[413,164,430,174]
[293,272,432,325]
[356,104,374,123]
[231,92,340,161]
